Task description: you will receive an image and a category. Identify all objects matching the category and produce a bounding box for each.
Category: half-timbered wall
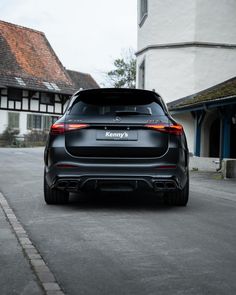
[0,88,70,135]
[0,88,69,115]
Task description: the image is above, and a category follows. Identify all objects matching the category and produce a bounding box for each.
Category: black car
[44,88,189,206]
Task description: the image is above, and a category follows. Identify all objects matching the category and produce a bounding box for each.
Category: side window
[139,60,145,89]
[8,112,20,129]
[139,0,148,26]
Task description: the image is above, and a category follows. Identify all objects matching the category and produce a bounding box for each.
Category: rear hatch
[65,90,170,158]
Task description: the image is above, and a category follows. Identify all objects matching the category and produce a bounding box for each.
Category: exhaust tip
[153,180,177,191]
[56,179,81,191]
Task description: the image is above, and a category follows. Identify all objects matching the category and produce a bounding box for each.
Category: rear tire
[164,176,189,206]
[44,174,69,205]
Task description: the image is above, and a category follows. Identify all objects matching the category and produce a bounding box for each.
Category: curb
[0,192,65,295]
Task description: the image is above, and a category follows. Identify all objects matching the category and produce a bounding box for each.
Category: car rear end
[44,88,189,205]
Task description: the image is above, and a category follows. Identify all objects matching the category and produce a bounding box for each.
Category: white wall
[0,110,59,136]
[0,110,8,133]
[138,0,236,49]
[137,47,196,102]
[194,48,236,93]
[20,113,28,135]
[137,0,236,101]
[138,0,196,49]
[195,0,236,44]
[171,112,195,154]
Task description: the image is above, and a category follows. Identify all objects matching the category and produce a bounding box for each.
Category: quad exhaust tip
[56,179,81,191]
[153,180,177,191]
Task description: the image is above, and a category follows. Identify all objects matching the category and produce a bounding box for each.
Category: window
[27,114,42,129]
[8,112,20,129]
[69,101,165,117]
[8,88,22,101]
[69,92,165,117]
[139,60,145,89]
[41,92,54,105]
[140,0,148,26]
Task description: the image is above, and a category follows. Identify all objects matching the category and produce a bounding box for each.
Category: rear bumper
[45,143,189,193]
[45,164,188,193]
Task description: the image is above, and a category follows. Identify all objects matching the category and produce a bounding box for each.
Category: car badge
[114,116,121,122]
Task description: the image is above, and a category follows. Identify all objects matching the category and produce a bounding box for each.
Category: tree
[106,49,136,88]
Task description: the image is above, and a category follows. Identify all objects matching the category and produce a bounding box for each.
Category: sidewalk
[0,205,42,295]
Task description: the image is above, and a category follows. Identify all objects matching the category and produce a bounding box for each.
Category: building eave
[169,95,236,114]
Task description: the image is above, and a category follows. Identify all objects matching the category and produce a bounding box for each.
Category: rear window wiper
[115,111,151,116]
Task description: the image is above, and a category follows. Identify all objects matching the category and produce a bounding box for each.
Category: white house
[136,0,236,158]
[0,20,99,137]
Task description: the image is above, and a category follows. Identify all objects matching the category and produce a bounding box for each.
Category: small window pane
[8,88,22,101]
[41,92,54,105]
[139,60,145,89]
[140,0,148,21]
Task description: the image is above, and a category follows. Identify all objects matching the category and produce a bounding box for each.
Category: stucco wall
[137,0,236,101]
[0,110,8,133]
[138,0,195,49]
[137,47,196,102]
[138,0,236,49]
[0,110,59,136]
[195,0,236,44]
[194,48,236,93]
[171,112,195,154]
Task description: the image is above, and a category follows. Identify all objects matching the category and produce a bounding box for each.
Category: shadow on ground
[60,191,184,212]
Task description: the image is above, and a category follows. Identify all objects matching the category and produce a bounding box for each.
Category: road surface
[0,148,235,295]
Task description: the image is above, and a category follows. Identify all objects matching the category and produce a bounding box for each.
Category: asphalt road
[0,148,236,295]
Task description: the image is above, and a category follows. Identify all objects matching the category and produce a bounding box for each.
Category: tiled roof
[0,20,75,94]
[67,70,100,90]
[168,77,236,111]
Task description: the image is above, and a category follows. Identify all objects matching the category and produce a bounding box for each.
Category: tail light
[50,123,65,135]
[145,123,183,135]
[50,123,89,135]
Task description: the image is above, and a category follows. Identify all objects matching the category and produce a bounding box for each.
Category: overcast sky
[0,0,137,86]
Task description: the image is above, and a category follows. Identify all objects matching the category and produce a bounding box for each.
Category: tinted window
[69,101,165,117]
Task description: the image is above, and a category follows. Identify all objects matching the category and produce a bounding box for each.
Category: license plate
[96,130,138,141]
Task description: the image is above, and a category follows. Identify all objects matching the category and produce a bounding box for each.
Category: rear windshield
[68,97,165,117]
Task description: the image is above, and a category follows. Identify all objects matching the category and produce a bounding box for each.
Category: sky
[0,0,137,86]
